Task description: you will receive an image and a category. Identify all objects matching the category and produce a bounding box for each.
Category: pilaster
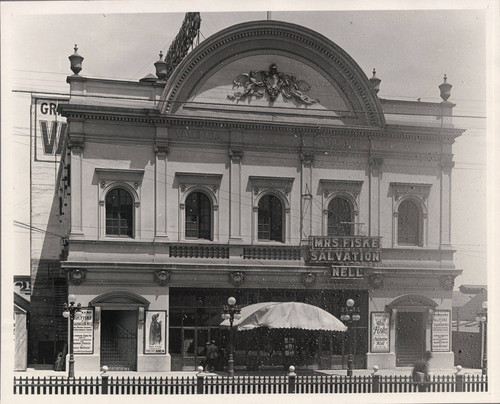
[229,148,244,242]
[154,127,170,241]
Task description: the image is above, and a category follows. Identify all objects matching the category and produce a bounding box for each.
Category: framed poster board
[144,311,167,354]
[371,312,390,353]
[73,308,94,354]
[432,310,451,352]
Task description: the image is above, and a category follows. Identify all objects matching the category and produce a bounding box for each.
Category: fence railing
[13,371,487,395]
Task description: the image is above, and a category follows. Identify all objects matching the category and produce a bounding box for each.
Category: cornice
[64,110,462,143]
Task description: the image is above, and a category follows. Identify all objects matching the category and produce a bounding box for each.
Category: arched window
[106,188,133,237]
[398,199,421,245]
[327,197,353,236]
[185,192,212,240]
[258,194,283,242]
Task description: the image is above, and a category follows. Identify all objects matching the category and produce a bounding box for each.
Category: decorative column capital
[300,151,315,167]
[229,148,244,161]
[369,157,384,175]
[68,140,84,153]
[154,144,169,156]
[439,159,455,174]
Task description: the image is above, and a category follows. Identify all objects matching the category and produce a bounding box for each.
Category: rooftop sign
[307,236,382,263]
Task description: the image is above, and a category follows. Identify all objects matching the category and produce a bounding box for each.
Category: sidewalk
[14,366,483,378]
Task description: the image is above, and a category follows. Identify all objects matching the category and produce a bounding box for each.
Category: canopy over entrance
[220,301,347,331]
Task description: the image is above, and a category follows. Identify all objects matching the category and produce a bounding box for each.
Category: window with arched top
[258,194,283,242]
[106,188,134,237]
[185,191,212,240]
[327,196,353,236]
[398,199,422,245]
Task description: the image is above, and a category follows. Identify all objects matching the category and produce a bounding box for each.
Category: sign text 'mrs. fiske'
[308,236,381,263]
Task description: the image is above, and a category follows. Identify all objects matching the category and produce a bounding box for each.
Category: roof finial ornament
[154,50,168,81]
[439,74,452,102]
[369,68,381,94]
[68,44,84,75]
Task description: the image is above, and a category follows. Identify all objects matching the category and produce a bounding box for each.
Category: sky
[1,2,492,291]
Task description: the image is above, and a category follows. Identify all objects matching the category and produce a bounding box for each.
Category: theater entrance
[100,310,137,371]
[396,312,425,367]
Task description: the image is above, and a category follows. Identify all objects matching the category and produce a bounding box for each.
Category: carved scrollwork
[441,275,455,291]
[227,63,319,105]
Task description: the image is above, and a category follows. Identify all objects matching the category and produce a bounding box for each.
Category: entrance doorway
[100,310,137,371]
[396,312,425,367]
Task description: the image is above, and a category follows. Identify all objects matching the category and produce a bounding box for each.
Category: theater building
[57,18,463,372]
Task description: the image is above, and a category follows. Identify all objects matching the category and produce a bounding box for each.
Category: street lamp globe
[68,294,77,304]
[346,298,355,307]
[482,301,487,310]
[228,296,236,306]
[62,310,70,318]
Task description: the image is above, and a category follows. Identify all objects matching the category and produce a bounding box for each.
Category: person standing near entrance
[412,351,432,392]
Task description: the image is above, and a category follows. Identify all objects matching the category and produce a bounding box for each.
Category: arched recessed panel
[160,21,385,127]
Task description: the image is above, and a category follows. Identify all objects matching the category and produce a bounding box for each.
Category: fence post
[288,365,296,394]
[372,366,380,393]
[197,366,205,394]
[101,365,109,394]
[455,366,463,392]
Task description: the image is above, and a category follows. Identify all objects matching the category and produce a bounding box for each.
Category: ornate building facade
[57,19,463,372]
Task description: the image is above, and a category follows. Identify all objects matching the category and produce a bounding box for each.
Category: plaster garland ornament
[301,272,315,286]
[227,63,319,105]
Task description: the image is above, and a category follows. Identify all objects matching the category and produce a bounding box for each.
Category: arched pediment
[90,290,150,308]
[386,294,438,311]
[159,20,385,127]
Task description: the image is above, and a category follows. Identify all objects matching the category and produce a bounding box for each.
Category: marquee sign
[307,236,382,263]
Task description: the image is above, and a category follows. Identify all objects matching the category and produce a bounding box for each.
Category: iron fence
[13,372,487,395]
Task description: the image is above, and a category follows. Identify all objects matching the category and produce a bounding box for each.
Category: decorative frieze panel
[249,176,294,200]
[319,179,363,201]
[390,182,431,202]
[169,244,229,259]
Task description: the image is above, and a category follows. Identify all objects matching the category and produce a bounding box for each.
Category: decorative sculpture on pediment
[227,63,319,105]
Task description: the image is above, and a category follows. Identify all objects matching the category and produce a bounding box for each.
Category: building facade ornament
[227,63,319,105]
[154,144,170,156]
[369,273,384,289]
[229,149,244,161]
[69,269,86,285]
[300,151,315,167]
[441,275,455,291]
[301,272,316,287]
[230,272,245,287]
[155,270,171,286]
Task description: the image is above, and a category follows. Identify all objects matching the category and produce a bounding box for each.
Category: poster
[73,308,94,354]
[432,310,450,352]
[371,312,390,353]
[144,311,167,354]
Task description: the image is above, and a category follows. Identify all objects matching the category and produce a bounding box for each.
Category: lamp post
[62,294,81,378]
[340,298,360,377]
[478,300,487,375]
[222,296,241,377]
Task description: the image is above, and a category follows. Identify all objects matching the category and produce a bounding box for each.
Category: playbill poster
[144,311,166,354]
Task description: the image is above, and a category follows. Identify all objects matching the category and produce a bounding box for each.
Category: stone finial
[68,44,84,75]
[439,74,452,102]
[154,50,168,81]
[369,68,381,94]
